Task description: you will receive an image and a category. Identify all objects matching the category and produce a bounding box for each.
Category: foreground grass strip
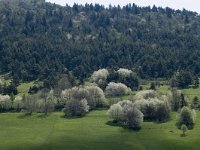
[0,110,200,150]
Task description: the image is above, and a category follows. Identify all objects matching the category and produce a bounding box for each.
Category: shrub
[107,100,143,129]
[0,95,11,112]
[134,90,158,100]
[13,96,23,111]
[62,86,106,117]
[107,103,123,122]
[91,69,109,89]
[91,69,109,82]
[61,87,89,104]
[117,68,132,78]
[171,89,189,111]
[118,100,133,108]
[81,99,90,112]
[134,90,171,121]
[117,69,140,90]
[177,107,196,129]
[62,86,107,110]
[192,96,200,110]
[105,82,130,96]
[156,100,171,122]
[123,106,143,129]
[38,89,56,115]
[64,98,89,117]
[85,86,107,108]
[23,94,38,115]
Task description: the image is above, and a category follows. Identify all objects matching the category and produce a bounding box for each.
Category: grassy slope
[17,82,35,96]
[0,110,200,150]
[182,87,200,100]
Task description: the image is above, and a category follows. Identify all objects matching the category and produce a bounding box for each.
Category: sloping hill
[0,0,200,85]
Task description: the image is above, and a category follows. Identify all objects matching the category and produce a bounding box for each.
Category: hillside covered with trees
[1,0,200,87]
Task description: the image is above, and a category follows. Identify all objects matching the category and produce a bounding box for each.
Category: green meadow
[1,79,200,150]
[0,110,200,150]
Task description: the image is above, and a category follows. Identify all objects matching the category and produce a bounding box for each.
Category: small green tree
[194,77,199,88]
[179,93,189,108]
[181,124,188,136]
[171,89,188,111]
[177,107,196,129]
[23,95,37,115]
[192,96,200,109]
[39,89,55,115]
[150,82,156,90]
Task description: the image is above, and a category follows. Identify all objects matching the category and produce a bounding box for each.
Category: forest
[0,0,200,88]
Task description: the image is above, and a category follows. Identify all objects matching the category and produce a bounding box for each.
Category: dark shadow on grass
[143,116,172,124]
[17,113,32,119]
[60,115,84,119]
[105,121,141,131]
[37,114,48,118]
[105,121,122,127]
[180,134,187,137]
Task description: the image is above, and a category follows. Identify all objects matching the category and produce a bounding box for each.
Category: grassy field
[1,79,200,150]
[0,110,200,150]
[182,87,200,100]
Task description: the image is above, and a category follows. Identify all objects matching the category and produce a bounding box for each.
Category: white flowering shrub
[134,90,171,121]
[91,69,109,82]
[64,98,89,117]
[81,99,90,112]
[91,69,109,89]
[38,89,56,115]
[13,96,23,111]
[62,86,107,117]
[107,103,123,121]
[108,100,143,129]
[23,94,38,115]
[105,82,130,96]
[61,87,89,103]
[0,95,12,111]
[117,68,132,78]
[85,86,107,108]
[123,106,143,129]
[62,86,107,109]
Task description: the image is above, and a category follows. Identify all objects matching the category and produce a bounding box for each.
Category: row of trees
[91,68,140,90]
[0,89,55,115]
[108,90,171,129]
[62,86,107,117]
[170,70,197,88]
[108,89,198,130]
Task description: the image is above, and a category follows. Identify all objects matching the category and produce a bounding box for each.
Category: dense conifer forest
[1,0,200,87]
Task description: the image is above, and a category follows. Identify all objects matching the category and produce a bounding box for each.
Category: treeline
[1,0,200,86]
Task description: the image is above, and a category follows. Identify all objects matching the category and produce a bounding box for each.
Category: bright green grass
[182,87,200,100]
[0,110,200,150]
[157,85,171,95]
